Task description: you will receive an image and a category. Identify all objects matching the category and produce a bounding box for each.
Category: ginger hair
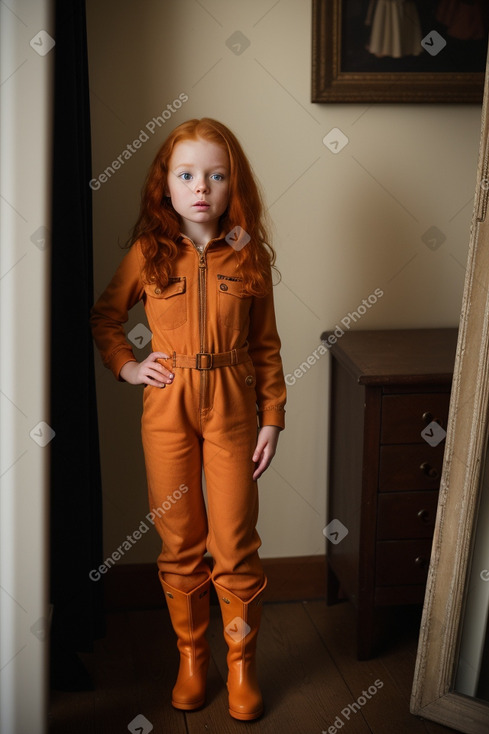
[128,118,278,296]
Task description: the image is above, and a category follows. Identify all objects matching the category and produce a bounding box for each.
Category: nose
[195,176,209,194]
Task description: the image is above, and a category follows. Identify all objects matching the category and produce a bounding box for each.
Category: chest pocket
[144,276,187,330]
[217,274,252,331]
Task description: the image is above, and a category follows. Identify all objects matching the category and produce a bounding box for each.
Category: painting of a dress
[342,0,488,72]
[364,0,423,59]
[312,0,489,102]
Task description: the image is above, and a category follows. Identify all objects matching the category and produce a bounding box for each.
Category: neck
[180,222,220,248]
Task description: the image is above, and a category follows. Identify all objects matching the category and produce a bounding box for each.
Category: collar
[178,230,227,250]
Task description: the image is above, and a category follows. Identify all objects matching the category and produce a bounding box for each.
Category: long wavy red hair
[128,118,278,297]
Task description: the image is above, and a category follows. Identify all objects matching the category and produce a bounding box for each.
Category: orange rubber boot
[213,577,267,721]
[160,572,211,710]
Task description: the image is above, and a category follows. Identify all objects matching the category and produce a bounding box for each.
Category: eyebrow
[173,163,228,170]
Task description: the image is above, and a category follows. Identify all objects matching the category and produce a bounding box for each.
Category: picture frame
[311,0,488,103]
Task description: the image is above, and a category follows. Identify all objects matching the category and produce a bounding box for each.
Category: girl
[90,118,286,721]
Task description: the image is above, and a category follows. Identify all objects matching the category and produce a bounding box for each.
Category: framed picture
[311,0,489,103]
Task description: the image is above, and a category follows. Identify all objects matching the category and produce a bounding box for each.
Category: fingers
[252,434,267,463]
[142,352,174,387]
[252,426,281,479]
[252,436,271,464]
[252,462,265,481]
[145,366,173,387]
[252,445,274,480]
[253,455,270,480]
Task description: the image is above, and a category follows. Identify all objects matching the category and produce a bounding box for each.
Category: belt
[171,344,250,370]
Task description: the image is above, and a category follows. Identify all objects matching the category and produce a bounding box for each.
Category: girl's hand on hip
[252,425,281,480]
[119,352,174,387]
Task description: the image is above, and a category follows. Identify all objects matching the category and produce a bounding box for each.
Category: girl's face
[166,137,230,239]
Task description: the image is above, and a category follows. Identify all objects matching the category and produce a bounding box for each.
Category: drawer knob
[422,412,445,430]
[417,509,431,523]
[414,556,428,568]
[420,461,439,479]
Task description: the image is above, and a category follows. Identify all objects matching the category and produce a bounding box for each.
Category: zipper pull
[199,254,206,268]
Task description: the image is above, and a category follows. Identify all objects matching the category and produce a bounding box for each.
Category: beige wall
[86,0,483,566]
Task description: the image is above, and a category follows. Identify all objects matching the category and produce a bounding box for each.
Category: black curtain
[50,0,104,686]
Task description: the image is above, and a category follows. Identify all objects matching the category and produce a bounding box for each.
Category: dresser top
[320,328,458,385]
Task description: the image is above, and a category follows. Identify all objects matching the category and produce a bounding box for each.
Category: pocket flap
[145,277,186,299]
[217,274,245,298]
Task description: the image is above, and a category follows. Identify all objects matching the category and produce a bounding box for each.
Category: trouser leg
[201,364,268,718]
[141,386,208,592]
[202,393,267,719]
[203,399,265,600]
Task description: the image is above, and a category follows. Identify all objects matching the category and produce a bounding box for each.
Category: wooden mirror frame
[410,55,489,733]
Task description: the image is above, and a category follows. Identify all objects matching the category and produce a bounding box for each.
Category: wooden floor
[48,599,458,734]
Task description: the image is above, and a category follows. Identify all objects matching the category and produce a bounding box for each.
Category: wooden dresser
[322,328,458,659]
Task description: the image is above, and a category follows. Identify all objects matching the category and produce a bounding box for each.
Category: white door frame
[0,2,54,732]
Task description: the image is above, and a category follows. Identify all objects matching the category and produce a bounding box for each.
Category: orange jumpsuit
[90,234,286,598]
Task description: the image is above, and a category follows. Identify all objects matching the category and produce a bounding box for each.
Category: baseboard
[104,555,327,611]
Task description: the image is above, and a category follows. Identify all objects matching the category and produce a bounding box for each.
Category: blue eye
[179,172,192,181]
[211,174,224,181]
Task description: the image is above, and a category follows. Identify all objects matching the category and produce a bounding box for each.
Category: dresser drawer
[380,393,450,444]
[378,444,445,492]
[377,491,439,539]
[376,539,433,586]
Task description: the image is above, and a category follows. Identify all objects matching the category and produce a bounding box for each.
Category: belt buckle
[196,352,213,370]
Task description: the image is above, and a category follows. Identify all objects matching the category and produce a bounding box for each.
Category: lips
[193,201,210,208]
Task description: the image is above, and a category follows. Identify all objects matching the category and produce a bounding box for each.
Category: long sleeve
[89,242,146,380]
[247,283,286,429]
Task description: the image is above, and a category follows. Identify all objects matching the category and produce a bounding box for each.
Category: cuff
[108,351,137,381]
[258,407,285,430]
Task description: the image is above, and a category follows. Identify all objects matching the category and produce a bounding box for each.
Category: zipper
[181,235,208,356]
[198,250,207,418]
[198,252,206,354]
[182,234,221,420]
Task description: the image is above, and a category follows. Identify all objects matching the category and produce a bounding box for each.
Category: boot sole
[172,698,205,711]
[229,706,263,721]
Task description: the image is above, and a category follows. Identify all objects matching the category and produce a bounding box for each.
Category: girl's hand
[252,425,281,480]
[119,352,174,388]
